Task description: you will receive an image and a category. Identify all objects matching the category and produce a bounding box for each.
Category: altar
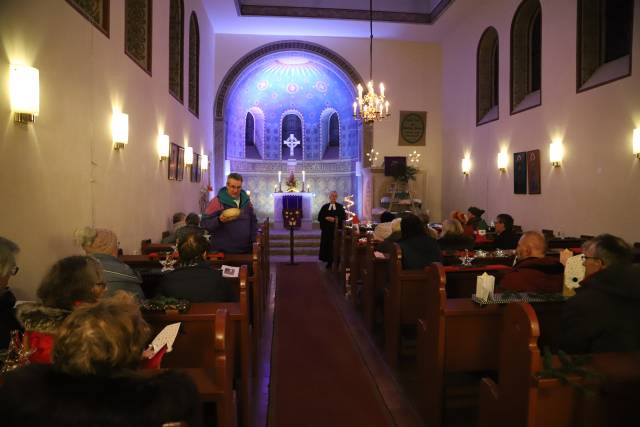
[272,192,316,230]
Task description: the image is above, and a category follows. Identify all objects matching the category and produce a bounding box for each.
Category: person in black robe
[318,191,346,269]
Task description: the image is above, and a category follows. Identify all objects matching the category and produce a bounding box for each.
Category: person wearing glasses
[561,234,640,354]
[202,172,257,254]
[16,256,106,364]
[0,236,22,351]
[492,213,520,249]
[498,231,563,293]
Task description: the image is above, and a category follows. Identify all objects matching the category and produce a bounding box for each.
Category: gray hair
[584,234,633,267]
[0,236,20,276]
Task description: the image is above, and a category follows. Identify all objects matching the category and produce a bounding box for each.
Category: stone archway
[212,40,373,190]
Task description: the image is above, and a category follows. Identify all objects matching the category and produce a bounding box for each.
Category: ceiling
[203,0,458,41]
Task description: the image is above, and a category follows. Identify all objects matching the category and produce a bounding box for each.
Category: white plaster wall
[213,34,443,222]
[0,0,215,299]
[438,0,640,242]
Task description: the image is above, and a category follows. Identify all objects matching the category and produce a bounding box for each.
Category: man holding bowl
[202,173,257,253]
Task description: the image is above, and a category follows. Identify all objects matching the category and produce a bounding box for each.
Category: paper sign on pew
[221,265,240,278]
[148,322,181,356]
[475,272,495,300]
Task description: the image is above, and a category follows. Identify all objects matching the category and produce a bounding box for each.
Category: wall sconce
[185,147,194,166]
[497,151,508,172]
[633,128,640,159]
[10,64,40,123]
[549,139,564,167]
[158,134,170,161]
[112,112,129,150]
[461,156,471,175]
[201,154,209,170]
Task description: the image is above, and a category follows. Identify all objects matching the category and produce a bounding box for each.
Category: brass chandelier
[353,0,390,124]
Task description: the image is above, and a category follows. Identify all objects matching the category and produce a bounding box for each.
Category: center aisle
[268,263,394,426]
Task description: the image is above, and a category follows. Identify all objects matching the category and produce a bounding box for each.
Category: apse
[224,50,361,219]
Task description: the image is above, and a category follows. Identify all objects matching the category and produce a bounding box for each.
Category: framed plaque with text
[399,111,427,146]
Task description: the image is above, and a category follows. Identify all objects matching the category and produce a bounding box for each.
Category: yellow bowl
[221,208,241,220]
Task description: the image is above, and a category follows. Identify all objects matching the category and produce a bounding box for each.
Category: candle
[307,184,310,192]
[380,82,385,97]
[302,170,306,183]
[385,100,390,115]
[352,101,357,116]
[357,83,363,99]
[274,184,277,192]
[278,170,282,183]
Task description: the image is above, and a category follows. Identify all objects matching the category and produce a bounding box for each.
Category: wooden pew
[384,247,512,368]
[477,303,640,427]
[348,227,370,306]
[383,243,430,367]
[144,266,252,427]
[361,243,389,332]
[416,263,563,426]
[338,225,354,288]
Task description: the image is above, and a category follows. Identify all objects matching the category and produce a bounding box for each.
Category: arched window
[188,12,200,116]
[329,113,339,147]
[477,27,499,125]
[281,114,303,160]
[245,112,255,146]
[168,0,184,102]
[124,0,152,74]
[510,0,541,114]
[577,0,634,92]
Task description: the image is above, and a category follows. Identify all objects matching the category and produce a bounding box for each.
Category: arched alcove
[214,41,371,220]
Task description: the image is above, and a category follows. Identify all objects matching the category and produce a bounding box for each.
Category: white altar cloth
[272,192,316,230]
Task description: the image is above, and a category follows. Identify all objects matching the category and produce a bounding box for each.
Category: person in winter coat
[561,234,640,354]
[201,173,257,254]
[499,231,564,293]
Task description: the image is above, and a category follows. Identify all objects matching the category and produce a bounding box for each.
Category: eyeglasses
[10,266,19,276]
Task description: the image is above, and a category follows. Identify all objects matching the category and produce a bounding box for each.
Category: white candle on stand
[278,170,282,183]
[302,170,306,183]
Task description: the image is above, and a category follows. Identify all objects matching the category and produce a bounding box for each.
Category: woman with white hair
[74,227,144,300]
[0,236,21,351]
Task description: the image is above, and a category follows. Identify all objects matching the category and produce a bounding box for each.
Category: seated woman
[0,293,200,427]
[0,236,22,351]
[438,219,475,251]
[16,255,106,364]
[176,212,206,245]
[75,227,145,300]
[398,214,443,269]
[157,234,235,302]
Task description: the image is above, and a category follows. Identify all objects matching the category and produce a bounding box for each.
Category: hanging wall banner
[398,111,427,146]
[514,152,527,194]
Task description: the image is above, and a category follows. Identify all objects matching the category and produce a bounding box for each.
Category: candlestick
[274,184,277,192]
[307,184,310,192]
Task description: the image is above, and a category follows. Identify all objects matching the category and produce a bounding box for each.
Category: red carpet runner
[268,263,392,426]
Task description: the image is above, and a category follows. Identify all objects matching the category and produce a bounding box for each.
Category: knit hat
[74,227,118,255]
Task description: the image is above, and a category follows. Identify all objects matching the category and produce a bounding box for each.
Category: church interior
[1,0,640,426]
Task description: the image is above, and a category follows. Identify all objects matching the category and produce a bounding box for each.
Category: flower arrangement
[285,171,298,192]
[390,164,418,183]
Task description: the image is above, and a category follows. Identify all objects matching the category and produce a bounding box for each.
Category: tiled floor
[251,261,423,427]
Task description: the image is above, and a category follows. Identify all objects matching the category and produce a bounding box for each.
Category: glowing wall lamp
[10,64,40,123]
[461,155,471,175]
[549,138,564,167]
[201,154,209,170]
[633,128,640,159]
[185,146,194,166]
[158,134,170,161]
[497,150,509,172]
[112,112,129,150]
